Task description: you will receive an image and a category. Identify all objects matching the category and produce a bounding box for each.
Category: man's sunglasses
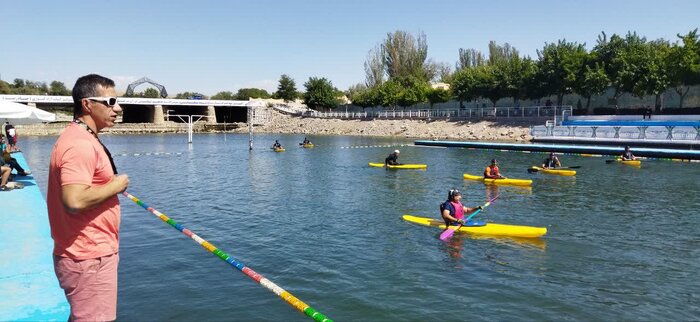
[85,97,118,107]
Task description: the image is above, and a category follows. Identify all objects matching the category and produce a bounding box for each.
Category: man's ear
[81,99,92,114]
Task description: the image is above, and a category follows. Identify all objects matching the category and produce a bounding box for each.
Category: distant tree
[350,86,381,111]
[615,33,653,99]
[395,76,429,109]
[575,62,609,113]
[493,53,536,105]
[456,48,486,71]
[275,74,298,102]
[174,92,207,99]
[536,39,588,106]
[451,67,480,108]
[382,30,430,81]
[235,88,270,100]
[12,79,25,89]
[346,83,367,102]
[211,91,236,100]
[488,41,519,66]
[473,65,502,107]
[377,79,403,109]
[142,88,160,98]
[0,80,12,94]
[364,45,385,88]
[427,61,452,83]
[426,87,451,108]
[667,29,700,108]
[49,81,71,96]
[593,32,628,104]
[10,79,47,95]
[303,77,340,111]
[638,40,671,111]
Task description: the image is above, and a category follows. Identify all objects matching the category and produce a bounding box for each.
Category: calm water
[21,133,700,321]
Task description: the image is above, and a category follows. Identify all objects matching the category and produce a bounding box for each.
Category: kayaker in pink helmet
[440,189,482,228]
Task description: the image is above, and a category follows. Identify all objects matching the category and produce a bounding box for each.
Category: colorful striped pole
[122,191,333,322]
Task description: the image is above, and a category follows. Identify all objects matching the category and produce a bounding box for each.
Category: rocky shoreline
[15,109,537,142]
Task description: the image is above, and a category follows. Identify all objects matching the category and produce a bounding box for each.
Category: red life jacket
[485,165,500,177]
[449,201,464,220]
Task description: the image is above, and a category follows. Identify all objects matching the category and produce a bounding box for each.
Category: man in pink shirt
[47,74,129,321]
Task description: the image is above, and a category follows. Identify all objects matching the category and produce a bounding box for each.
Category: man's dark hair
[72,74,115,117]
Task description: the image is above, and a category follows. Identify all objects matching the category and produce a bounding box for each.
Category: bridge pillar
[206,106,217,123]
[153,105,164,124]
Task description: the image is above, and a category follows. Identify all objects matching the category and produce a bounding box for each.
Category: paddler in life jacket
[484,159,506,179]
[272,140,283,149]
[542,152,561,169]
[385,150,401,166]
[440,189,482,227]
[621,146,636,161]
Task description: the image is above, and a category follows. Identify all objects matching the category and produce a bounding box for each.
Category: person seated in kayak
[484,159,506,179]
[301,137,311,145]
[272,140,283,149]
[621,146,636,161]
[541,152,561,169]
[385,150,401,166]
[440,189,482,227]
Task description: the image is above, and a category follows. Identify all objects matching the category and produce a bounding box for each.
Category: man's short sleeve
[59,140,97,186]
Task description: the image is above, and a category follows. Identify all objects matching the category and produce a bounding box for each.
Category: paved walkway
[0,152,69,321]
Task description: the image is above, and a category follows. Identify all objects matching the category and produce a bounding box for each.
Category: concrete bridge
[0,95,262,124]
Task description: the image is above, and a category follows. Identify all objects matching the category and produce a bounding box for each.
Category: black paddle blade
[527,168,539,173]
[605,160,617,164]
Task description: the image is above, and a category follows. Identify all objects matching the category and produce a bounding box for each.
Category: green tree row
[347,29,700,112]
[0,79,71,95]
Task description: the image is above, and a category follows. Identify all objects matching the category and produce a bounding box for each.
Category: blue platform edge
[0,152,70,321]
[562,120,700,127]
[414,140,700,160]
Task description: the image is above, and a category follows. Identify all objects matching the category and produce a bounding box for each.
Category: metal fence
[300,106,572,120]
[531,125,700,141]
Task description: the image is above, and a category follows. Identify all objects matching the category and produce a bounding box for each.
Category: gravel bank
[14,109,537,142]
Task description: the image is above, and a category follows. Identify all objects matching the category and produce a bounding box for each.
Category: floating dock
[561,120,700,127]
[413,140,700,160]
[0,153,69,321]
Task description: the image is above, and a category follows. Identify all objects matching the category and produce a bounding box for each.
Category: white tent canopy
[0,99,55,125]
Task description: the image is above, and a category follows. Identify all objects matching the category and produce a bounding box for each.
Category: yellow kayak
[529,166,576,176]
[617,158,641,166]
[273,147,286,152]
[302,143,314,148]
[368,162,427,169]
[402,215,547,238]
[463,173,533,186]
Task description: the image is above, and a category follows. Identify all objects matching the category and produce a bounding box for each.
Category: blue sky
[1,0,698,96]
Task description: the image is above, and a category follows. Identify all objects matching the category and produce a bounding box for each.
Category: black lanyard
[73,119,118,174]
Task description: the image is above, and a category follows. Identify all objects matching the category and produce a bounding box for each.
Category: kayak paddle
[439,193,500,241]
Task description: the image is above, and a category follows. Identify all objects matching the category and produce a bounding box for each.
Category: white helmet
[394,150,400,153]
